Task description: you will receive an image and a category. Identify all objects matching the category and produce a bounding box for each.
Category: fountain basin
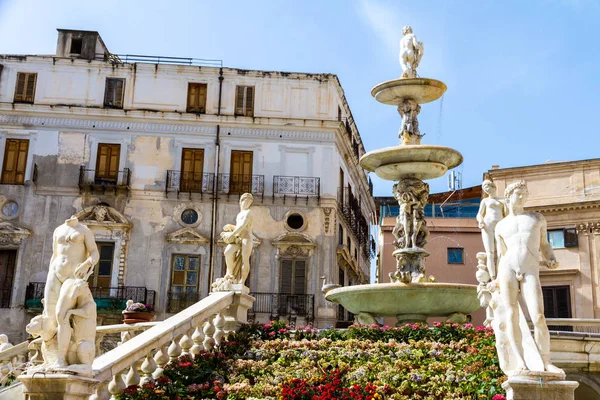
[371,78,447,105]
[360,145,463,180]
[325,282,480,325]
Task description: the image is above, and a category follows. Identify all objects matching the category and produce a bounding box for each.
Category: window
[337,106,342,122]
[0,250,16,308]
[171,255,201,294]
[104,78,125,108]
[1,139,29,185]
[447,248,464,264]
[14,72,37,103]
[180,148,205,192]
[229,150,253,193]
[280,259,306,295]
[235,86,254,117]
[346,235,351,249]
[542,285,572,331]
[95,143,121,183]
[181,209,199,225]
[338,224,344,246]
[70,38,83,54]
[547,228,578,249]
[88,243,114,288]
[286,213,305,231]
[187,83,207,113]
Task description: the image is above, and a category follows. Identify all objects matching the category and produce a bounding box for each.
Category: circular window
[181,209,199,225]
[1,201,19,218]
[286,213,305,230]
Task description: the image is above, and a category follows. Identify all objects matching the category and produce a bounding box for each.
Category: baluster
[214,313,226,346]
[203,316,216,351]
[153,344,169,379]
[179,328,194,356]
[90,381,110,400]
[108,369,127,399]
[168,335,183,362]
[125,359,141,388]
[140,353,157,385]
[119,330,132,346]
[95,332,106,356]
[190,325,205,356]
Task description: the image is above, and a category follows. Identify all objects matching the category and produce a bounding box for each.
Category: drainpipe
[208,67,224,291]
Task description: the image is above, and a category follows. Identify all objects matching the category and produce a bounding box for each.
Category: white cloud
[357,0,401,57]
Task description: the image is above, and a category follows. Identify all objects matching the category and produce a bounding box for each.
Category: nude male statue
[399,25,424,79]
[43,216,99,345]
[494,181,562,374]
[221,193,254,285]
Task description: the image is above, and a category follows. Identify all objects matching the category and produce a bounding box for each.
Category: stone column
[502,375,578,400]
[19,374,99,400]
[575,223,594,318]
[591,222,600,319]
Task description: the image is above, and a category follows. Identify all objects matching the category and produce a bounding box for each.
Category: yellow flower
[154,389,165,394]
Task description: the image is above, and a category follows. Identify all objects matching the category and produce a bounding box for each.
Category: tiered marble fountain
[325,26,479,325]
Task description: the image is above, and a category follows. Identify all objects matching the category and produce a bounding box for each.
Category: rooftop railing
[95,53,223,67]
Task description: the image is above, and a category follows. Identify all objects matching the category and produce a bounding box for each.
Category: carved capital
[576,223,590,235]
[592,222,600,236]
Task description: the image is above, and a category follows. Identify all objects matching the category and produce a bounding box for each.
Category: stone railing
[90,291,246,399]
[0,322,157,389]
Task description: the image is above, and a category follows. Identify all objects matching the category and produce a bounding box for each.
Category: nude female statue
[221,193,254,285]
[476,180,506,279]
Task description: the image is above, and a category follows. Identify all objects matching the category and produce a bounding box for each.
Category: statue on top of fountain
[399,25,424,79]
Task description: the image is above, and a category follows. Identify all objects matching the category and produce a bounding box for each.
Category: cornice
[527,200,600,214]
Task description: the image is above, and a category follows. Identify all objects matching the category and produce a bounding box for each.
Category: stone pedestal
[502,374,578,400]
[18,373,99,400]
[222,292,254,331]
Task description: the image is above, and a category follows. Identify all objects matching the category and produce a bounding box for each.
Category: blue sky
[1,0,599,196]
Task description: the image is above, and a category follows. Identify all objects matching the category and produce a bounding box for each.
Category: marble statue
[213,193,255,290]
[398,99,423,145]
[477,181,564,377]
[0,335,12,352]
[399,25,424,79]
[476,179,507,279]
[25,216,99,376]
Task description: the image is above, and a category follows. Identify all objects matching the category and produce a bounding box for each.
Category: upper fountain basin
[371,78,447,105]
[360,145,463,181]
[324,282,480,318]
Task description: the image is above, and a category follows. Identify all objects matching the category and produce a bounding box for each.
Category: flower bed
[117,321,506,400]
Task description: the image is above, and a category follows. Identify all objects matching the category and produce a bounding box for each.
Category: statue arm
[230,212,252,237]
[75,230,100,279]
[476,201,486,228]
[493,230,506,279]
[539,217,558,268]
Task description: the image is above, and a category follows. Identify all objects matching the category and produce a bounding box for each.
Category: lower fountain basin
[360,145,463,180]
[325,282,480,325]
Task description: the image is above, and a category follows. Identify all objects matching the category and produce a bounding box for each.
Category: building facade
[0,29,376,341]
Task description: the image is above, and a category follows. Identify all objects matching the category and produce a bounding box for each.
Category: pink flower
[269,331,276,337]
[492,395,506,400]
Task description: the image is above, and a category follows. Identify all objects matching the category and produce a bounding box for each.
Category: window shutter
[1,139,29,184]
[280,260,293,294]
[104,79,114,106]
[198,84,207,112]
[293,260,306,295]
[235,86,245,115]
[245,86,254,117]
[114,79,124,108]
[564,228,578,247]
[14,73,36,103]
[25,73,36,102]
[15,73,26,102]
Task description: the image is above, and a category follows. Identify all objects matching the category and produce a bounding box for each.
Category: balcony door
[181,148,204,192]
[0,250,16,308]
[230,150,253,194]
[95,143,121,184]
[169,254,201,312]
[88,242,114,289]
[1,139,29,185]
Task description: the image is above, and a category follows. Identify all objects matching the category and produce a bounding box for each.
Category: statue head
[0,334,7,344]
[482,179,497,197]
[402,25,413,36]
[240,193,254,210]
[504,181,528,205]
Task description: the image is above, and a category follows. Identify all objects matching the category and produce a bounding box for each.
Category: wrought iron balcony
[273,176,320,203]
[78,166,131,193]
[337,186,370,244]
[165,170,214,197]
[249,292,315,323]
[25,282,155,311]
[166,291,202,313]
[217,174,264,196]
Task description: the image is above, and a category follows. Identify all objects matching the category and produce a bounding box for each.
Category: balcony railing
[273,176,320,203]
[95,53,223,67]
[338,186,370,244]
[78,166,131,192]
[25,282,155,311]
[166,291,202,313]
[249,292,314,322]
[217,174,264,196]
[165,170,214,197]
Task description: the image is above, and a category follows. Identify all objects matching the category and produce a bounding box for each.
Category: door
[230,150,253,193]
[542,285,572,332]
[279,259,307,315]
[0,250,17,308]
[180,148,204,192]
[88,243,114,289]
[95,143,121,183]
[169,254,201,312]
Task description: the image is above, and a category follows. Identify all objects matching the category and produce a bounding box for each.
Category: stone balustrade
[90,291,236,400]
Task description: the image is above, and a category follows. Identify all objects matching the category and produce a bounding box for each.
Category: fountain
[325,26,479,325]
